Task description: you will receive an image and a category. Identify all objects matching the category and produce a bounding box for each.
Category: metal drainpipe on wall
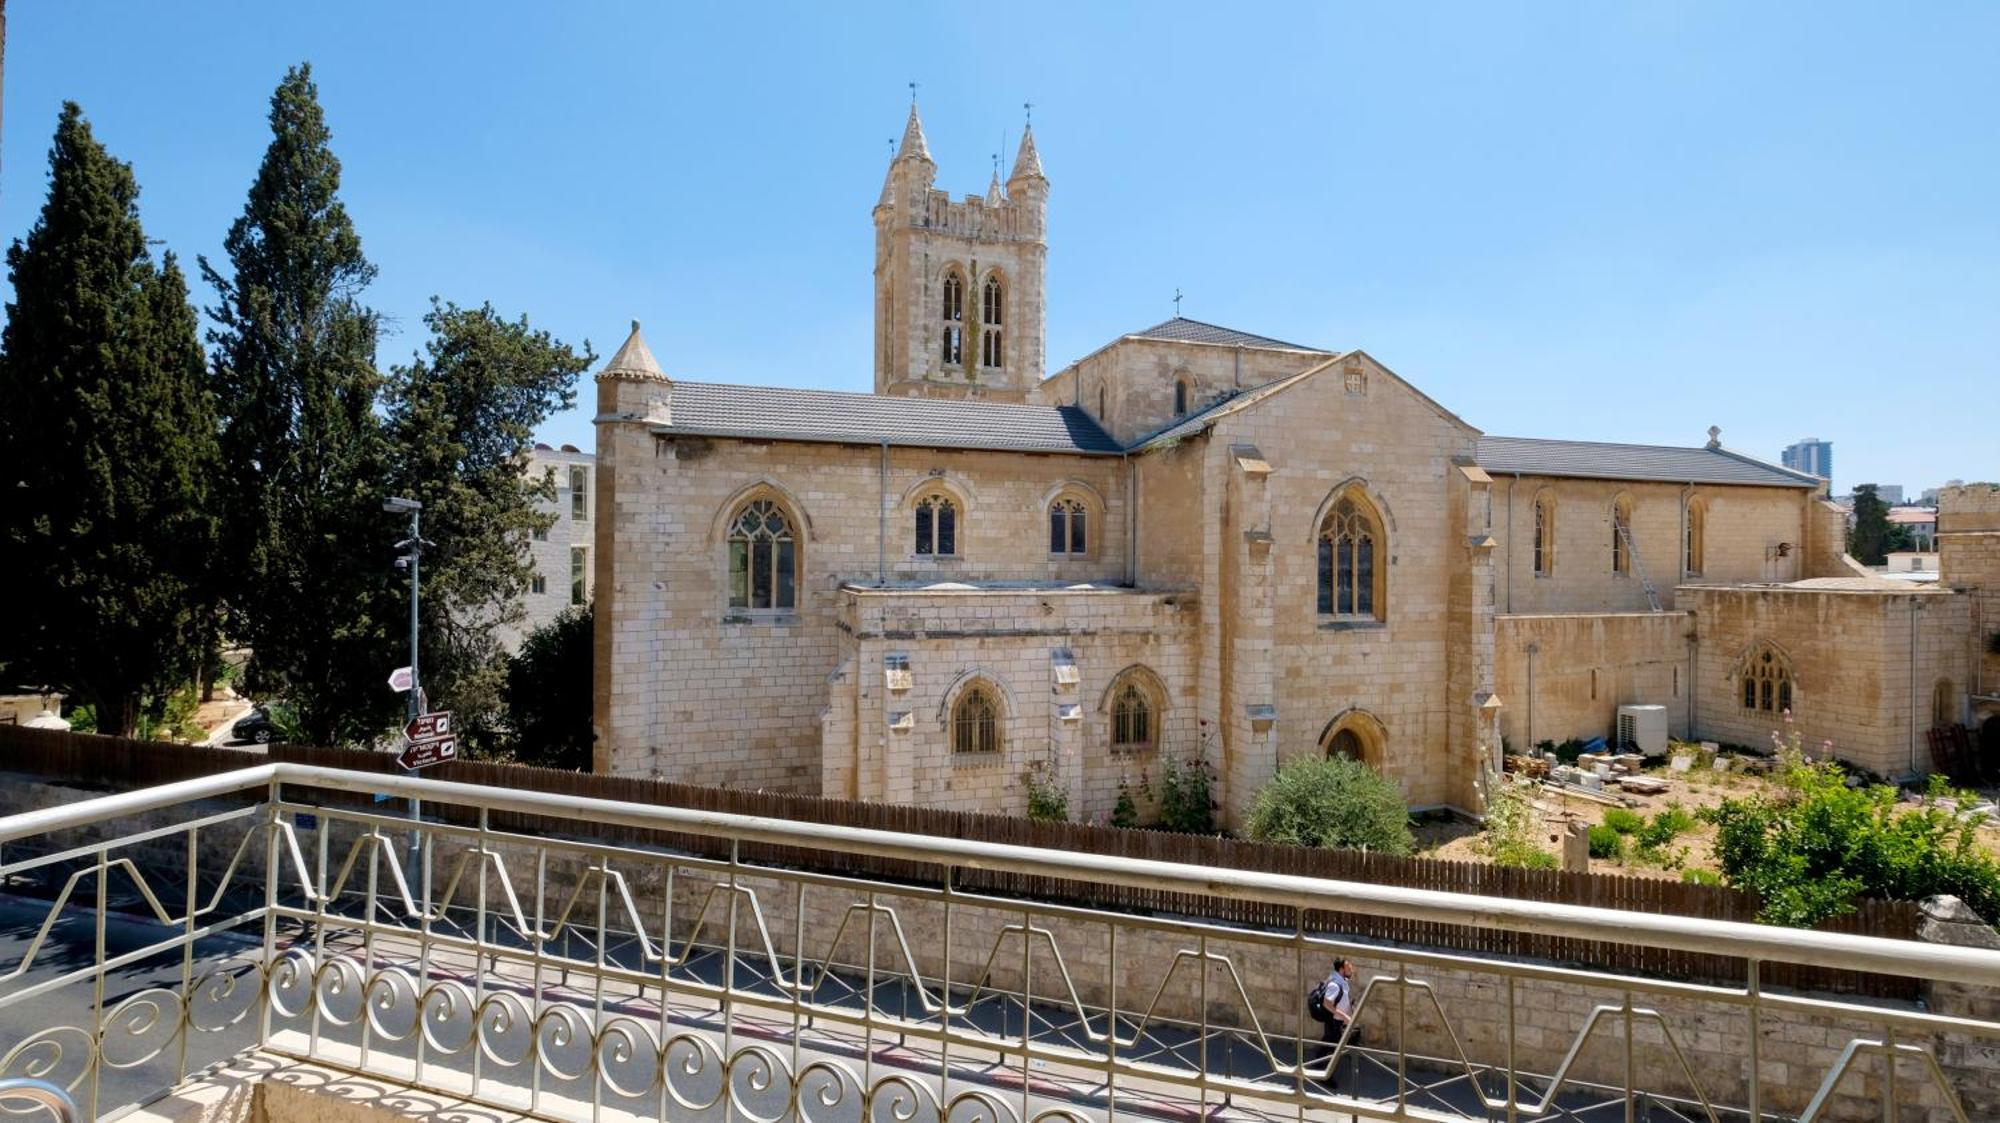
[1910,597,1921,775]
[1679,483,1692,584]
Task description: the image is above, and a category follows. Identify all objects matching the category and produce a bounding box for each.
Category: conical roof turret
[1008,124,1045,183]
[985,168,1004,206]
[601,320,665,381]
[896,102,932,164]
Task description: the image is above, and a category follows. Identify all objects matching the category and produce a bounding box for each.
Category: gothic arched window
[982,277,1003,326]
[951,685,1001,755]
[1612,495,1634,575]
[1741,645,1794,714]
[1111,681,1154,752]
[1049,498,1088,555]
[727,498,797,611]
[1685,498,1706,577]
[1533,493,1556,577]
[915,492,957,556]
[1173,379,1189,417]
[1317,493,1385,619]
[941,271,965,367]
[982,328,1003,368]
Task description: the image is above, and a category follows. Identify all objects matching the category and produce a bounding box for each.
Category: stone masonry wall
[1055,335,1328,448]
[1493,477,1814,615]
[1939,484,2000,709]
[1495,612,1692,752]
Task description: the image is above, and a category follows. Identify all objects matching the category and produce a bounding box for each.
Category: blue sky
[4,2,1994,494]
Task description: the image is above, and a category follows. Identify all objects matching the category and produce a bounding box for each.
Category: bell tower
[873,103,1047,401]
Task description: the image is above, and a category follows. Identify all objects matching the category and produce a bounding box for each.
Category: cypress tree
[202,64,398,745]
[1848,484,1892,566]
[0,104,221,735]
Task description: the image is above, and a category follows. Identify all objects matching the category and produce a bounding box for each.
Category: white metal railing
[1,762,1998,1122]
[0,1078,80,1123]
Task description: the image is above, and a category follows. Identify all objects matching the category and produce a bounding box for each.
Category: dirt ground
[1415,754,2000,879]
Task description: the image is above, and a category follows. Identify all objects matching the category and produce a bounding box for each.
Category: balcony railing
[2,762,1998,1122]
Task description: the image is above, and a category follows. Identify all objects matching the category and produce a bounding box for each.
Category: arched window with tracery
[1111,681,1153,752]
[914,492,957,556]
[1049,498,1088,555]
[1317,492,1385,619]
[1612,495,1633,575]
[980,278,1004,368]
[727,498,797,611]
[1685,498,1706,577]
[1533,493,1555,577]
[951,685,1001,755]
[940,271,964,366]
[1740,645,1794,714]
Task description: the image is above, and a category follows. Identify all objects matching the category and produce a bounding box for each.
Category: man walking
[1309,956,1361,1085]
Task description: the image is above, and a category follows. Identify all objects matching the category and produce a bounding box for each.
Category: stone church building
[589,105,2000,823]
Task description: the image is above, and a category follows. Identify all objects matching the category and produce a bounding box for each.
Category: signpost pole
[385,496,427,883]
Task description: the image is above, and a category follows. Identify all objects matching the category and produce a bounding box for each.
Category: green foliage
[498,604,593,770]
[0,103,221,735]
[1639,804,1697,848]
[1244,754,1414,854]
[1681,868,1724,887]
[1587,824,1624,860]
[1602,807,1645,835]
[1704,748,2000,927]
[1023,764,1069,823]
[1157,743,1217,834]
[1484,773,1558,869]
[384,301,594,750]
[203,64,399,747]
[65,703,96,733]
[1109,779,1138,829]
[1846,484,1898,565]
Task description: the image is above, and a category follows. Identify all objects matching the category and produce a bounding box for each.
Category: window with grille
[951,687,1000,755]
[914,493,957,556]
[941,272,964,366]
[727,499,797,611]
[1741,646,1793,714]
[570,466,588,521]
[1111,682,1153,752]
[1317,494,1383,619]
[1533,495,1555,576]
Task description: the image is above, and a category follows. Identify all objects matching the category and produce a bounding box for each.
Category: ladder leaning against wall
[1616,521,1664,611]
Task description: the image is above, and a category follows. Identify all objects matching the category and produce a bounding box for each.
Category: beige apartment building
[499,444,595,651]
[589,105,2000,823]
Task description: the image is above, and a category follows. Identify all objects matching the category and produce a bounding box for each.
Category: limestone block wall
[593,399,1127,789]
[1684,585,1972,777]
[1051,336,1327,446]
[1200,355,1480,813]
[826,584,1197,820]
[1939,484,2000,705]
[1493,477,1815,614]
[1494,612,1691,752]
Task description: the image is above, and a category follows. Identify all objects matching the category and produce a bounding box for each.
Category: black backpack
[1306,979,1332,1023]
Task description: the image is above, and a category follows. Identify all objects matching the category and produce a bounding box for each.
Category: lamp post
[383,496,425,874]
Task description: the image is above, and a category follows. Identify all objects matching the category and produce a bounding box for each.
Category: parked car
[231,706,286,745]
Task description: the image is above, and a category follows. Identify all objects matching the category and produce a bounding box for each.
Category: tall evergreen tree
[0,104,220,735]
[1848,483,1893,565]
[383,300,593,749]
[202,64,397,745]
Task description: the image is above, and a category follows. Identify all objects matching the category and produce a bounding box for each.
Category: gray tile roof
[656,380,1123,455]
[1476,436,1820,488]
[1127,317,1324,352]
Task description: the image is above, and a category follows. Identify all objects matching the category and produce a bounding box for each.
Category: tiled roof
[1476,436,1820,488]
[656,380,1123,455]
[1126,317,1324,352]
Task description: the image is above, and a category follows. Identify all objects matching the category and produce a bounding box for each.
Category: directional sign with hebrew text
[404,711,452,743]
[398,710,456,770]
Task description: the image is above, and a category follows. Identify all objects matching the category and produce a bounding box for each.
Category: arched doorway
[1318,710,1386,770]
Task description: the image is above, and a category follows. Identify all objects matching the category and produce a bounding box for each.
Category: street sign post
[397,709,456,770]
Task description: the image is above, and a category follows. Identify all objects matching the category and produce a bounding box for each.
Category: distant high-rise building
[1875,484,1905,505]
[1920,480,1964,507]
[1781,438,1833,483]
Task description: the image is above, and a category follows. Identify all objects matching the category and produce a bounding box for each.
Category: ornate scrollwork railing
[2,762,1999,1122]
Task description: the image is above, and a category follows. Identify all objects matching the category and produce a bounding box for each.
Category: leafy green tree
[202,64,398,746]
[1847,484,1894,565]
[383,301,593,746]
[0,104,220,735]
[1245,754,1414,854]
[501,604,593,770]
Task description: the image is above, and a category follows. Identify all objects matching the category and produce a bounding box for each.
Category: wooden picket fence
[0,725,1925,999]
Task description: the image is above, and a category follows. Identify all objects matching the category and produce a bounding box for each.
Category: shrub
[1602,807,1644,835]
[1157,727,1218,834]
[1639,804,1696,848]
[1681,868,1724,887]
[1245,755,1413,854]
[1483,773,1557,869]
[1110,779,1138,829]
[1704,748,2000,927]
[1587,824,1624,860]
[1023,764,1068,823]
[500,605,593,770]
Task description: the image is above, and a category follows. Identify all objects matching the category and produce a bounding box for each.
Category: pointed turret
[602,320,665,381]
[1008,124,1045,185]
[896,102,932,164]
[985,168,1004,207]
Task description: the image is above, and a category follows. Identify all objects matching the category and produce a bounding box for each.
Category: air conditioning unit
[1616,704,1670,758]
